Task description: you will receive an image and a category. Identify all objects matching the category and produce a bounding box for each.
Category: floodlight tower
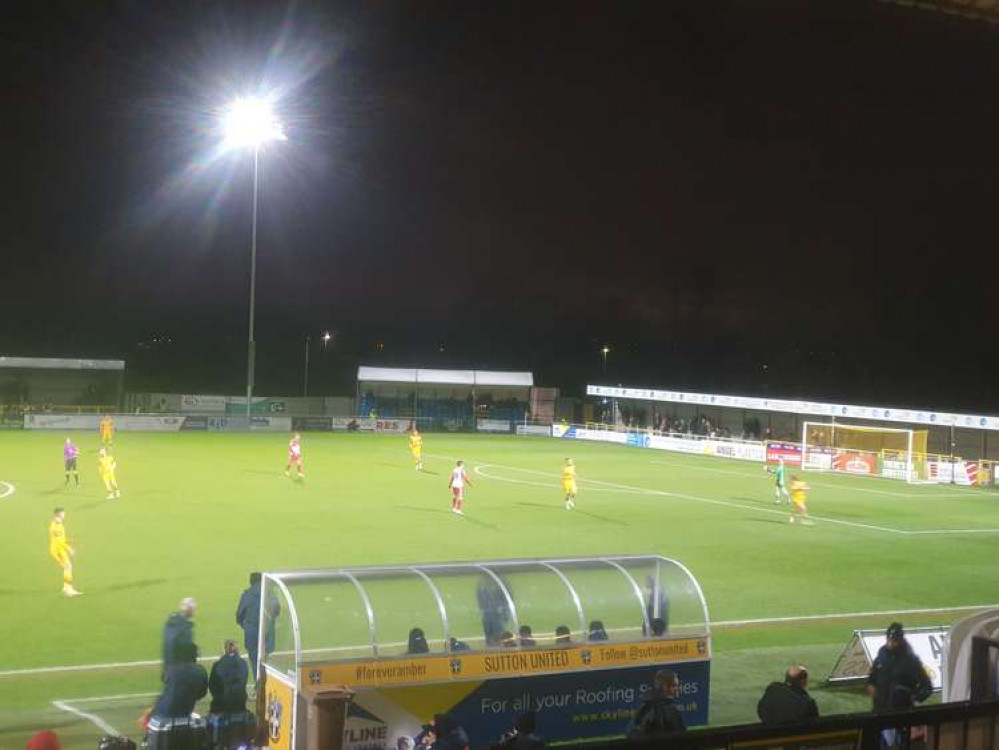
[222,96,286,425]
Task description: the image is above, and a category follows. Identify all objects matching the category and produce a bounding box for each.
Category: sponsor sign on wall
[516,425,551,436]
[929,460,978,486]
[766,442,802,466]
[180,394,226,413]
[477,419,511,433]
[832,451,875,475]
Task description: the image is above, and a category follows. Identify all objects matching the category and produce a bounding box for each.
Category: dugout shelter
[0,356,123,417]
[356,367,533,431]
[259,555,710,750]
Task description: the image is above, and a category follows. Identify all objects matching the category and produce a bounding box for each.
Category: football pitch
[2,430,998,749]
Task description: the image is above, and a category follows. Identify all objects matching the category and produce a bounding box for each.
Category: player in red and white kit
[285,433,304,479]
[448,459,472,515]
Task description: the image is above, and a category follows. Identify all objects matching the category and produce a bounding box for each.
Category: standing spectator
[867,623,933,712]
[162,597,197,679]
[433,714,469,750]
[237,573,264,676]
[644,576,669,635]
[757,665,819,725]
[209,640,249,714]
[629,670,686,738]
[148,642,209,750]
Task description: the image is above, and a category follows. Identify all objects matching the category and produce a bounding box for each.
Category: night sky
[1,1,996,409]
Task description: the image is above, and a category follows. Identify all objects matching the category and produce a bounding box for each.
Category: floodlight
[222,96,286,149]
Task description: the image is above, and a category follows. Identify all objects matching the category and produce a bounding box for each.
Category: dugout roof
[358,366,532,387]
[0,356,125,371]
[261,555,707,678]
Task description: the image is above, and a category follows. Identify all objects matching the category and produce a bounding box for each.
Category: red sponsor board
[832,451,875,475]
[766,442,802,467]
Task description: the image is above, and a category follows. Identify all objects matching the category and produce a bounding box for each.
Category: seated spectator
[587,621,609,641]
[629,670,685,738]
[415,722,437,750]
[554,625,571,645]
[518,625,536,647]
[208,640,249,714]
[647,618,667,637]
[448,637,470,652]
[499,631,517,648]
[408,628,430,654]
[492,712,546,750]
[757,665,818,726]
[25,730,62,750]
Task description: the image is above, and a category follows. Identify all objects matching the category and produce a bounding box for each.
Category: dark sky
[0,0,996,408]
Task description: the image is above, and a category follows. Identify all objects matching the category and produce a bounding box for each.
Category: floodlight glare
[222,96,286,149]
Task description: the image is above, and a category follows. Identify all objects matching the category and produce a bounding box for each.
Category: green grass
[1,430,997,748]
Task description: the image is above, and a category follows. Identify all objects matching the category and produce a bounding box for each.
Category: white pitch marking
[55,691,158,704]
[649,460,971,498]
[52,700,120,735]
[713,602,999,627]
[476,462,904,534]
[0,481,15,499]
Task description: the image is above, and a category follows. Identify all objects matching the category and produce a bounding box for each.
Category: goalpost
[801,421,931,483]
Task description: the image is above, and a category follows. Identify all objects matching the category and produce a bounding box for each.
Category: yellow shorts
[52,552,70,568]
[563,481,577,495]
[411,450,422,459]
[101,472,116,487]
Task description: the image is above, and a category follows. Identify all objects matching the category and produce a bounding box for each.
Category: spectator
[147,642,209,750]
[208,640,249,714]
[492,712,546,750]
[554,625,571,645]
[162,597,197,679]
[448,637,470,652]
[433,714,469,750]
[408,628,430,654]
[587,621,609,642]
[477,578,512,647]
[644,576,670,635]
[757,665,819,725]
[867,623,932,713]
[415,722,437,750]
[518,625,536,647]
[629,670,685,738]
[236,574,262,675]
[499,631,517,648]
[397,738,415,750]
[25,730,61,750]
[649,618,667,637]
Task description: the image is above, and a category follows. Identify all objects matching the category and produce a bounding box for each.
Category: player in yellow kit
[49,507,81,596]
[99,414,115,445]
[789,476,812,525]
[562,458,577,510]
[409,428,424,471]
[98,448,121,500]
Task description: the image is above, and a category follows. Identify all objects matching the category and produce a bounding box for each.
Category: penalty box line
[471,461,999,536]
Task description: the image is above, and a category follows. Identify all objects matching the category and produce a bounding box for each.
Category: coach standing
[162,597,197,680]
[867,622,933,712]
[236,573,262,678]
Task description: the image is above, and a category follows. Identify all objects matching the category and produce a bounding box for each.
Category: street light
[601,344,611,373]
[321,331,332,350]
[222,96,286,425]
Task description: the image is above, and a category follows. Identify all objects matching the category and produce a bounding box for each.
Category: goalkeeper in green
[771,457,790,504]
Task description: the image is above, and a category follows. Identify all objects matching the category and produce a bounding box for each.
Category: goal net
[801,422,930,483]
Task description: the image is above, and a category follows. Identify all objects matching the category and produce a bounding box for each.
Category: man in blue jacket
[162,597,197,680]
[236,574,262,676]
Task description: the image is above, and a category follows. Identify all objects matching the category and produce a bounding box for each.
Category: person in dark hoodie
[162,597,197,680]
[492,712,546,750]
[629,670,686,738]
[147,641,209,750]
[757,665,819,725]
[407,628,430,654]
[209,640,249,715]
[433,713,469,750]
[867,623,933,713]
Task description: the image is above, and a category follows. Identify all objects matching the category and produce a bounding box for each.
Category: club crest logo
[449,658,462,675]
[309,669,321,685]
[267,693,283,742]
[696,640,706,655]
[580,649,592,665]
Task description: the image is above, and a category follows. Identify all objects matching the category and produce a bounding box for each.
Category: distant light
[322,332,332,343]
[222,96,286,150]
[601,345,611,355]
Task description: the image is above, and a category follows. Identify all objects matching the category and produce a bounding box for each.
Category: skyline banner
[587,384,999,432]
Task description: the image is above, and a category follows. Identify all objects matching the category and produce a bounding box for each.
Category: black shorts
[65,458,77,471]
